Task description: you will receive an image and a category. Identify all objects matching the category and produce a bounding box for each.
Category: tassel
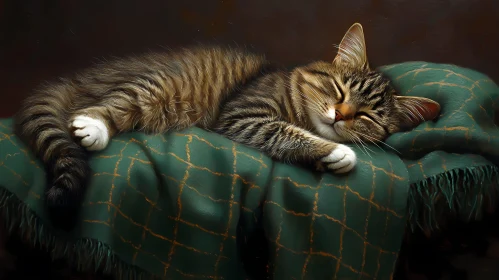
[407,165,499,232]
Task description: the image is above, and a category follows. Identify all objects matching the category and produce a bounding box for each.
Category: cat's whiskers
[357,138,375,157]
[343,129,372,158]
[346,130,375,157]
[352,130,384,151]
[351,129,401,155]
[346,134,367,157]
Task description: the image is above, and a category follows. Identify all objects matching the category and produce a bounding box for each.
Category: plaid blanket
[0,62,498,279]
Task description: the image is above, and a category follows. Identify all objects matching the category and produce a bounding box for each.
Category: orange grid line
[164,136,193,276]
[213,143,238,279]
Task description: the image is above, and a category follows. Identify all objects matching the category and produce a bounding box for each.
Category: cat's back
[78,46,267,84]
[73,46,271,130]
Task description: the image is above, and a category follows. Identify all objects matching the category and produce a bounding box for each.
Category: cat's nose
[335,110,344,122]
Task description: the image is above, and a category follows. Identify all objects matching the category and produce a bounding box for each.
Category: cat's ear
[333,23,369,69]
[395,96,441,129]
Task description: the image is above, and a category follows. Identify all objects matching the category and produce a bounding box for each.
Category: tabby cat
[14,23,440,226]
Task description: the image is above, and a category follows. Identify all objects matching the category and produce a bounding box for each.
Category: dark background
[1,0,498,118]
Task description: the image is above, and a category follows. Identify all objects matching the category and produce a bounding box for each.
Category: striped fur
[14,23,440,228]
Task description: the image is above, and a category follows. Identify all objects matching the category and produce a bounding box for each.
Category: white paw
[321,144,357,174]
[71,115,109,151]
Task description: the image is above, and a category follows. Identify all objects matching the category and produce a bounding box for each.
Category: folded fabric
[0,62,497,280]
[380,62,499,229]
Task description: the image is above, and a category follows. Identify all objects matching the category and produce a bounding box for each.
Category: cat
[14,23,440,227]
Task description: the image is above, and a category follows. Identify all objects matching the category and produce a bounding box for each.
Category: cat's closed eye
[355,111,376,122]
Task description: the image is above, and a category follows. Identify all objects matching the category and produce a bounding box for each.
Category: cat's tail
[14,81,88,228]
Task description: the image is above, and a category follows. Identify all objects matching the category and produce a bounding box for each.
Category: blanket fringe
[2,165,498,276]
[0,188,154,280]
[407,165,499,232]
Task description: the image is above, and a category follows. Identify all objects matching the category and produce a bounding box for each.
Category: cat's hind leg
[69,108,117,152]
[71,115,110,151]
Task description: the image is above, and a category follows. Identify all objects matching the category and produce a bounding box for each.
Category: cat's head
[295,23,440,144]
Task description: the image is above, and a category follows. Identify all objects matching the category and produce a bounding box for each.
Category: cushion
[0,62,498,279]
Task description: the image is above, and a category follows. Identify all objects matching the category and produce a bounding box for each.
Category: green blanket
[0,62,498,280]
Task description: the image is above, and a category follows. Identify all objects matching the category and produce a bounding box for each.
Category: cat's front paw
[70,115,109,151]
[321,144,357,174]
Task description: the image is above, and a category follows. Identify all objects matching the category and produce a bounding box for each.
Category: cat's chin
[318,124,345,142]
[309,113,345,142]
